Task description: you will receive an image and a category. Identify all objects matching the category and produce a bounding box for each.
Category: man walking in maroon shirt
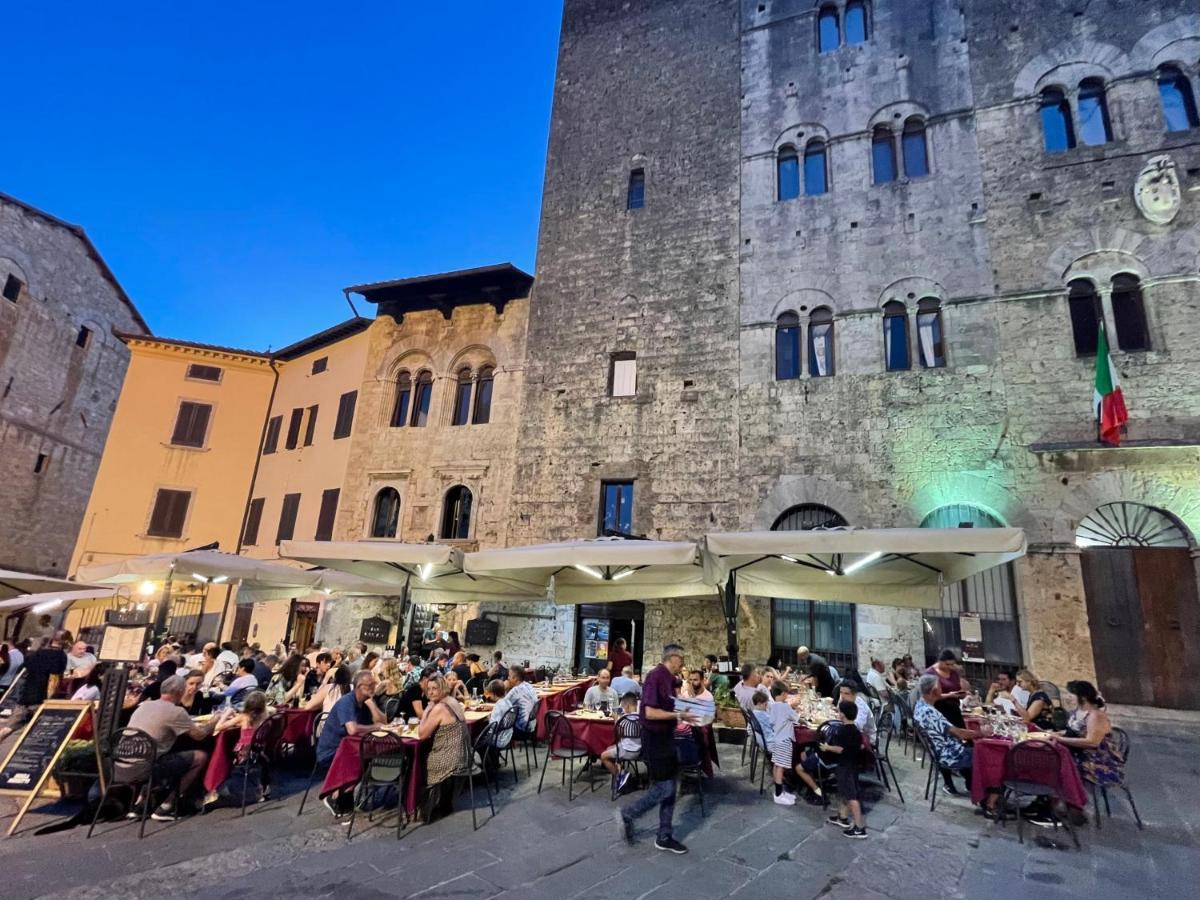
[615,643,696,854]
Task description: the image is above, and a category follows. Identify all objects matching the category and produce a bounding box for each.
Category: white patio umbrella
[0,569,102,602]
[280,540,546,604]
[0,586,119,612]
[463,537,715,604]
[701,527,1027,608]
[75,549,330,590]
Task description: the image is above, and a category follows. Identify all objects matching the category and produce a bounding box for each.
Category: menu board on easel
[99,624,148,664]
[0,700,97,836]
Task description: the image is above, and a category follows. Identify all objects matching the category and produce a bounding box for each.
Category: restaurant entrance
[574,601,644,675]
[1077,502,1200,710]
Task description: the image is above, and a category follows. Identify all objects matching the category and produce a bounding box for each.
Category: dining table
[969,735,1089,808]
[533,678,595,739]
[561,711,721,776]
[319,709,491,816]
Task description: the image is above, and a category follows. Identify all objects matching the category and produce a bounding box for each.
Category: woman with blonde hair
[419,674,467,818]
[1010,669,1054,730]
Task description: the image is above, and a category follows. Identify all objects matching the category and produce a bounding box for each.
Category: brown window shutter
[243,497,265,546]
[263,416,282,454]
[276,493,301,544]
[148,489,191,538]
[334,390,357,439]
[315,488,339,541]
[171,402,212,448]
[285,408,303,450]
[303,405,318,447]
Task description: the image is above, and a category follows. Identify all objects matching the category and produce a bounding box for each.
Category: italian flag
[1094,323,1128,446]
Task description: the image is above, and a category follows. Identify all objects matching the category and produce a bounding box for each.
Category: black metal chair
[458,721,496,830]
[1039,681,1062,706]
[228,713,288,816]
[611,713,643,801]
[347,731,408,840]
[745,710,771,795]
[537,711,592,801]
[676,730,706,817]
[1088,726,1143,831]
[513,698,542,774]
[483,706,520,788]
[296,711,330,816]
[871,707,905,804]
[88,727,158,840]
[998,739,1080,849]
[916,725,970,812]
[382,696,402,724]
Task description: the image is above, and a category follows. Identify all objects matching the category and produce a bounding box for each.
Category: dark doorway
[229,604,253,650]
[288,600,320,652]
[1081,547,1200,709]
[575,601,644,674]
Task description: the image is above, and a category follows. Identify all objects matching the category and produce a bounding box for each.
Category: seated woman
[449,651,471,684]
[925,649,969,728]
[419,674,468,818]
[71,664,106,702]
[206,690,274,807]
[304,663,351,714]
[465,653,488,694]
[375,659,405,707]
[890,658,909,693]
[266,654,306,707]
[1008,670,1054,731]
[443,670,468,702]
[1048,680,1125,790]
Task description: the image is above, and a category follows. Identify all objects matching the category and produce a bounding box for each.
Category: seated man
[315,671,387,816]
[837,680,876,745]
[611,665,641,698]
[397,666,434,721]
[864,658,892,701]
[583,668,621,712]
[985,669,1019,713]
[681,669,712,702]
[126,675,219,820]
[733,664,762,710]
[222,658,261,700]
[505,665,539,732]
[913,673,987,800]
[482,679,516,775]
[599,692,641,793]
[487,650,508,682]
[64,640,97,678]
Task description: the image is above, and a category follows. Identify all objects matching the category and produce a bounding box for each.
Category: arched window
[775,312,801,380]
[627,168,645,210]
[808,307,834,376]
[440,485,473,540]
[1158,65,1199,132]
[409,371,433,427]
[882,300,910,370]
[901,117,929,178]
[1039,88,1076,153]
[844,1,868,44]
[777,146,800,201]
[818,5,840,53]
[1067,278,1101,356]
[916,297,945,368]
[871,125,897,185]
[803,140,828,195]
[1076,502,1191,548]
[1111,274,1150,352]
[390,372,412,428]
[370,487,401,539]
[1077,78,1112,146]
[472,366,494,425]
[451,368,472,426]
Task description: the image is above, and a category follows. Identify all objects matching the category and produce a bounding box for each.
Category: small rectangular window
[333,390,357,439]
[170,401,212,448]
[599,481,634,536]
[242,497,265,546]
[610,353,637,397]
[3,274,22,302]
[33,452,47,474]
[262,415,282,454]
[627,169,645,210]
[284,407,303,450]
[186,364,223,383]
[276,492,301,544]
[311,357,328,375]
[303,404,318,447]
[315,488,340,541]
[147,488,191,538]
[75,326,92,349]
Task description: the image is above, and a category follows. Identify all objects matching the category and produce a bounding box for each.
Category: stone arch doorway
[769,503,856,672]
[1077,501,1200,709]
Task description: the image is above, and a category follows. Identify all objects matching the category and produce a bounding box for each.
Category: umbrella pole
[722,573,740,669]
[152,564,175,645]
[396,573,411,654]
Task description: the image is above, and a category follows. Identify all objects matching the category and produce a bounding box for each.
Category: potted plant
[54,739,99,799]
[712,682,746,731]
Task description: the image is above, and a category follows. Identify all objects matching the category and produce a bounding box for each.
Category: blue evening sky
[2,2,563,349]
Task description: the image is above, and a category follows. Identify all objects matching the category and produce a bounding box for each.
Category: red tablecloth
[203,728,241,792]
[969,737,1088,808]
[534,680,594,739]
[279,707,318,744]
[558,716,720,777]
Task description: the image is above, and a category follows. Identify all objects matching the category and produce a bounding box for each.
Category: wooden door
[1133,549,1200,710]
[1081,550,1153,706]
[229,605,253,650]
[292,609,317,653]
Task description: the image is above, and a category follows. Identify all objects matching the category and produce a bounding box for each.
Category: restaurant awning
[0,569,103,603]
[280,540,547,604]
[463,537,716,604]
[0,587,118,612]
[701,527,1028,608]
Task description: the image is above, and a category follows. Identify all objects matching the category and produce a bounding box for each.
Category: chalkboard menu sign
[407,604,437,653]
[465,617,499,646]
[358,616,392,645]
[0,700,95,836]
[106,608,150,626]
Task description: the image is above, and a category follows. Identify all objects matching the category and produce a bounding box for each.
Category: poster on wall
[959,612,984,662]
[584,640,598,659]
[596,640,609,660]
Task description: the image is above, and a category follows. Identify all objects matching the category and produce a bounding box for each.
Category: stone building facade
[0,193,148,579]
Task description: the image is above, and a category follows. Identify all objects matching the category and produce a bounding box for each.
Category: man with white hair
[913,673,983,797]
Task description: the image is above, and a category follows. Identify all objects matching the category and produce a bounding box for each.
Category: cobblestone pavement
[0,711,1195,900]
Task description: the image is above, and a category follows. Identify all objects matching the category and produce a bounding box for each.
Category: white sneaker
[773,791,797,806]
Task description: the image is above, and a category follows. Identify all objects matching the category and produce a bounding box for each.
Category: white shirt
[733,680,760,710]
[72,684,101,702]
[767,698,797,736]
[0,647,23,686]
[854,694,876,742]
[65,652,97,675]
[865,668,890,697]
[216,650,240,672]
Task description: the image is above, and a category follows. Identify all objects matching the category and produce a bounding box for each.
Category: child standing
[819,699,867,838]
[601,692,643,794]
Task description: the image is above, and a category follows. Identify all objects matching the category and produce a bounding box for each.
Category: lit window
[808,307,834,376]
[441,485,473,540]
[871,125,897,184]
[775,312,800,380]
[1158,65,1199,132]
[818,5,840,52]
[451,368,472,426]
[804,140,828,195]
[627,168,645,210]
[901,118,929,178]
[844,1,868,44]
[916,297,946,368]
[472,366,494,425]
[1111,274,1150,352]
[1039,87,1076,153]
[610,353,637,397]
[600,481,634,536]
[1067,279,1101,356]
[883,301,910,371]
[371,487,401,539]
[1077,79,1112,146]
[778,146,800,201]
[410,371,433,427]
[391,372,412,427]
